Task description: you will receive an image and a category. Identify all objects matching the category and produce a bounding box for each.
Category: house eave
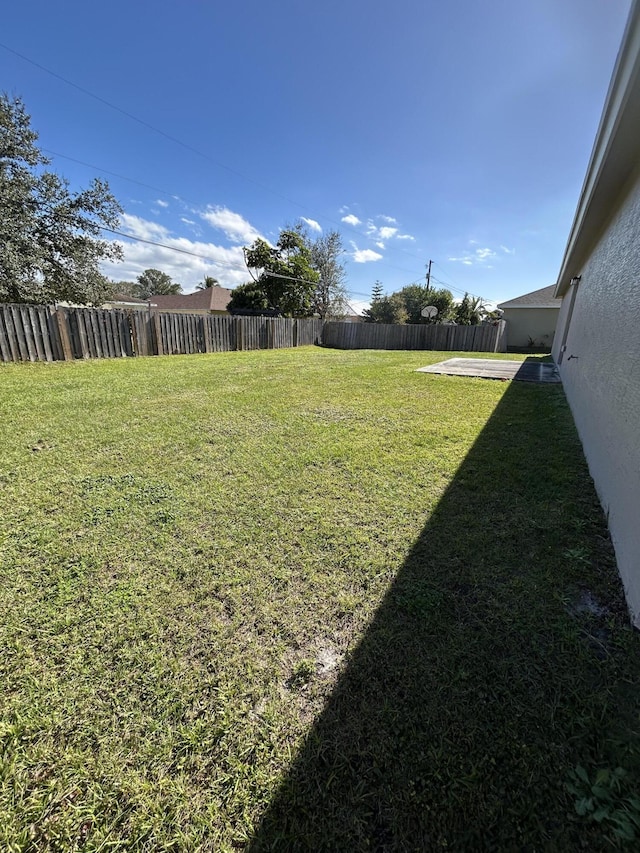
[555,1,640,298]
[497,302,561,310]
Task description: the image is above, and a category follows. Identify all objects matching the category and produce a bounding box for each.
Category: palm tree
[196,276,219,290]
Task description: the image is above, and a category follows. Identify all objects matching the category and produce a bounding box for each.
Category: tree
[364,280,453,325]
[108,280,138,297]
[309,229,348,319]
[233,229,319,317]
[363,283,408,324]
[197,276,219,290]
[135,269,182,298]
[371,280,384,303]
[0,93,123,304]
[227,281,270,313]
[396,283,454,324]
[454,293,485,325]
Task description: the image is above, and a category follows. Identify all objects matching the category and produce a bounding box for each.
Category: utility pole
[426,259,432,290]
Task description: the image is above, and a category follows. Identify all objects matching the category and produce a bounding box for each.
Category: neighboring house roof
[497,285,563,310]
[152,287,232,312]
[555,1,640,297]
[106,294,156,306]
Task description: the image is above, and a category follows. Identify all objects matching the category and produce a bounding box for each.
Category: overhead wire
[3,41,458,276]
[102,227,327,289]
[101,227,249,272]
[43,146,432,288]
[2,42,502,304]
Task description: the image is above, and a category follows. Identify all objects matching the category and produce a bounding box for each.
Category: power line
[42,148,438,287]
[42,148,194,205]
[43,146,435,285]
[102,227,249,272]
[430,274,493,303]
[0,42,306,212]
[0,47,500,299]
[261,270,320,287]
[2,41,455,274]
[103,227,321,288]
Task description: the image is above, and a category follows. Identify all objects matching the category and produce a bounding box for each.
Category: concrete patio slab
[416,358,561,383]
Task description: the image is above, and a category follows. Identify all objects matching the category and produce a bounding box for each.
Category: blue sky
[1,0,631,311]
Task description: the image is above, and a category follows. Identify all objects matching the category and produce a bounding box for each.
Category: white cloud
[156,199,169,208]
[200,206,262,244]
[119,213,169,241]
[301,217,322,233]
[100,214,250,290]
[378,226,398,240]
[350,241,383,263]
[375,241,385,249]
[181,217,196,225]
[378,215,397,224]
[397,234,415,241]
[341,214,361,226]
[449,246,497,266]
[363,219,409,243]
[500,245,515,255]
[475,247,496,260]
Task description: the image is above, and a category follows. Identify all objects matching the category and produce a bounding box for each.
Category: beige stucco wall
[553,167,640,625]
[503,307,559,349]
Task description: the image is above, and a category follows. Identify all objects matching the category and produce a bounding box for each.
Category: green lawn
[1,347,639,851]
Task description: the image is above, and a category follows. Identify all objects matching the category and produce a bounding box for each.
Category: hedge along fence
[322,319,507,353]
[0,303,325,363]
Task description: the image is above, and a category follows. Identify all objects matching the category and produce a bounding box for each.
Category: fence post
[203,316,212,353]
[153,313,164,356]
[54,308,74,360]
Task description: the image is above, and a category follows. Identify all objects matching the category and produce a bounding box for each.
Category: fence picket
[0,308,11,362]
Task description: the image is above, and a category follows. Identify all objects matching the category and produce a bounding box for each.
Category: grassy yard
[1,347,639,851]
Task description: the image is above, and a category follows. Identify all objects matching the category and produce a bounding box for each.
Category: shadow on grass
[248,378,639,850]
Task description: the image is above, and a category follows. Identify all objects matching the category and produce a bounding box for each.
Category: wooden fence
[0,303,507,364]
[322,320,507,352]
[0,303,325,363]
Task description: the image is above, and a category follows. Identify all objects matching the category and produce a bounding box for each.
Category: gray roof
[497,285,562,309]
[152,287,232,312]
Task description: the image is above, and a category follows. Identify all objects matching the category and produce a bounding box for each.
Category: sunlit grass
[1,347,638,850]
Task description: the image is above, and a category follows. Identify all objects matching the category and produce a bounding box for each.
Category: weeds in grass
[567,764,640,843]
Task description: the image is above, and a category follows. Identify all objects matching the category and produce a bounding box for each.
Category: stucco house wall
[552,0,640,625]
[502,307,559,349]
[553,168,640,623]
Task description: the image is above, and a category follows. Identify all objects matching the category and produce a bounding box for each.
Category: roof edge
[497,302,561,310]
[555,0,640,297]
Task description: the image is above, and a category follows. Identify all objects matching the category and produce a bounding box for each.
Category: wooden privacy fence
[0,303,506,364]
[322,320,507,352]
[0,303,325,363]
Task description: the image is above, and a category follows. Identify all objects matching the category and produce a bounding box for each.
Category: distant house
[552,0,640,624]
[497,285,562,349]
[101,294,156,311]
[340,304,364,324]
[151,287,232,315]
